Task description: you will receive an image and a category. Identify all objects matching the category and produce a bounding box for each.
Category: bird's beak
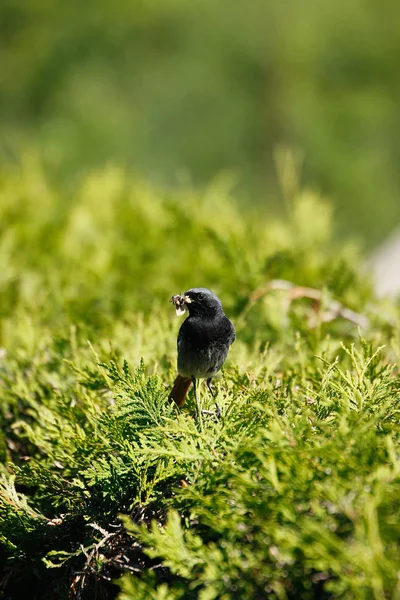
[170,294,192,316]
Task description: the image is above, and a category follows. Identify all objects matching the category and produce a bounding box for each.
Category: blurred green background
[1,0,399,246]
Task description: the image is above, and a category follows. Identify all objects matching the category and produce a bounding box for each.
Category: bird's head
[170,288,223,318]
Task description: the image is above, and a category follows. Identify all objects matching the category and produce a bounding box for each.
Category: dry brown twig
[248,279,369,329]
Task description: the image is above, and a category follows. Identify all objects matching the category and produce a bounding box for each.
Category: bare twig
[248,279,369,329]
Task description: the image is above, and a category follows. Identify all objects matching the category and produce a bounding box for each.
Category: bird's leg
[192,376,202,421]
[205,377,221,420]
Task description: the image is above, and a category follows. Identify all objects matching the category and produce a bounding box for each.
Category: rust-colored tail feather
[169,375,192,407]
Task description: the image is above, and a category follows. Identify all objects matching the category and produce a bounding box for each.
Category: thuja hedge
[0,159,399,599]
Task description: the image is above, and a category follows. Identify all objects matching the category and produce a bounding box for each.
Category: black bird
[169,288,235,416]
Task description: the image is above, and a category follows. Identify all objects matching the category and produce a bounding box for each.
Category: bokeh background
[1,0,399,246]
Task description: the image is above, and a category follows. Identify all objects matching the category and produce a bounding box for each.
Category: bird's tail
[169,375,192,407]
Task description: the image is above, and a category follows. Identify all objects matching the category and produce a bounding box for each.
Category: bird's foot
[215,402,221,420]
[201,403,221,420]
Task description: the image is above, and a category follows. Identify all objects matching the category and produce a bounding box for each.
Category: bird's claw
[201,404,222,421]
[215,403,222,420]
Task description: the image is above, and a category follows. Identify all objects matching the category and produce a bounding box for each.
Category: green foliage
[1,0,400,243]
[121,339,400,600]
[0,160,400,598]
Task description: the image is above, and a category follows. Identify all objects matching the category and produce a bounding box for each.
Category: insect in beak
[170,294,192,316]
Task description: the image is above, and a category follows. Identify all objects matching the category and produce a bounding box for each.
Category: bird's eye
[197,292,205,301]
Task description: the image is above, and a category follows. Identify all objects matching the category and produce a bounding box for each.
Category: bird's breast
[176,315,233,379]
